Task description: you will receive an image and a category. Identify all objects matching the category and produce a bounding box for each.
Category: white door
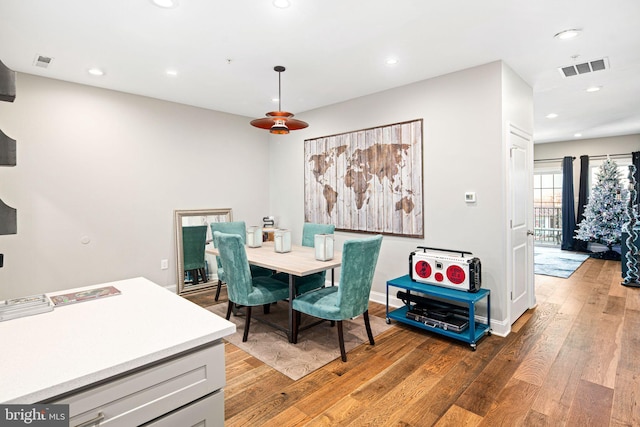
[508,124,534,324]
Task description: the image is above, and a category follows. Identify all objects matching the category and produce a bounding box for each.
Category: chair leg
[293,310,301,344]
[363,310,375,345]
[337,320,347,362]
[199,268,208,283]
[188,269,198,284]
[263,303,271,314]
[214,280,223,301]
[225,301,233,320]
[242,306,252,342]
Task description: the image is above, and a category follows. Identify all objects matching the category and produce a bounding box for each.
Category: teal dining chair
[273,222,336,295]
[182,225,208,284]
[210,221,274,301]
[292,234,383,362]
[213,231,290,342]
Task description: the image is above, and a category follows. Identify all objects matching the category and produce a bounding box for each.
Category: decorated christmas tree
[575,158,627,259]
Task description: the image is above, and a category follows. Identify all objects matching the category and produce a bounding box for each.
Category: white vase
[246,226,263,248]
[314,234,334,261]
[274,229,291,253]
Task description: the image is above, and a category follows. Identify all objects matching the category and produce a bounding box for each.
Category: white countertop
[0,277,235,404]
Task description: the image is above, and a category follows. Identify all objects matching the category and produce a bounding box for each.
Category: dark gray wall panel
[0,129,16,166]
[0,60,16,103]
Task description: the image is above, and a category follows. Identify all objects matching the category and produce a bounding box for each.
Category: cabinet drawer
[144,390,224,427]
[54,343,225,427]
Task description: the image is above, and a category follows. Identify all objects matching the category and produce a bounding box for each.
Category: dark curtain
[573,155,590,252]
[633,151,640,217]
[561,156,576,250]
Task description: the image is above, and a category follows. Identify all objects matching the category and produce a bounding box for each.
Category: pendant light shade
[250,66,308,134]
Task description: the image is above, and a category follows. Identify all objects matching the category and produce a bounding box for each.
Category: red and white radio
[409,246,481,292]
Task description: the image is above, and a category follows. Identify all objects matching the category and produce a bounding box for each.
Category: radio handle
[416,246,473,256]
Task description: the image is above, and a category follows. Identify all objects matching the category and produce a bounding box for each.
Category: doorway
[507,124,535,325]
[533,171,563,246]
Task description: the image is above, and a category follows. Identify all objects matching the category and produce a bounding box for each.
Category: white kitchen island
[0,277,235,426]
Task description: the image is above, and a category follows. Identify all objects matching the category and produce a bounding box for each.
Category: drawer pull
[75,412,105,427]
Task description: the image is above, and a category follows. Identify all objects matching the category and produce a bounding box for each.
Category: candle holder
[246,226,263,248]
[274,229,292,253]
[314,234,334,261]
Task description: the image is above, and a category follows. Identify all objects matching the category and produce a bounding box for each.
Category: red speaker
[410,246,481,292]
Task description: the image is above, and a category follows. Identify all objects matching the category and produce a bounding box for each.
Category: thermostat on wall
[465,192,476,203]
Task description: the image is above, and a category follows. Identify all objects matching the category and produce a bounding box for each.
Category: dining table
[206,241,342,343]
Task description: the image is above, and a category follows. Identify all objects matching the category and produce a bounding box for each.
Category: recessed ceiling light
[88,68,104,76]
[273,0,290,8]
[586,86,602,92]
[385,58,398,66]
[554,29,582,40]
[151,0,178,8]
[271,97,279,103]
[574,133,582,138]
[166,69,178,76]
[546,113,558,119]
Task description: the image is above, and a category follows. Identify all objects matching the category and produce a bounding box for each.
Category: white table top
[0,277,235,404]
[207,242,342,276]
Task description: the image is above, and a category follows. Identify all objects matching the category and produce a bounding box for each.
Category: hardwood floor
[186,257,640,426]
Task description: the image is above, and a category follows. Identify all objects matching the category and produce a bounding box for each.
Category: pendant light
[250,66,308,134]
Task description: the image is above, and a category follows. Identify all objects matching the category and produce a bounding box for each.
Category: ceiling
[1,0,639,144]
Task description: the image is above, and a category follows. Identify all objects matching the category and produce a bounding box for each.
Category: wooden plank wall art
[304,119,423,237]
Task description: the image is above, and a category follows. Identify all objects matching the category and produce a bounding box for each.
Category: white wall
[0,74,270,299]
[534,134,640,212]
[0,63,535,334]
[534,134,639,160]
[268,61,531,331]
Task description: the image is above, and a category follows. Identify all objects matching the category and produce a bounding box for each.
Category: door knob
[526,230,535,236]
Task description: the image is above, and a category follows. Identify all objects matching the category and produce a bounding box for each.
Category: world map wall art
[304,119,423,238]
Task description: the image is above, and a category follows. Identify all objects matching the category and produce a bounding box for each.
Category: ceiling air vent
[558,57,609,78]
[33,55,53,69]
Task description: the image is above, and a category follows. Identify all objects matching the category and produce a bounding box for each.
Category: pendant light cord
[278,70,282,111]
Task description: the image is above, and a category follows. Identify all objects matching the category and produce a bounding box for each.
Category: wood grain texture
[566,379,614,427]
[433,405,483,427]
[478,378,540,426]
[530,342,587,424]
[190,256,636,426]
[610,368,640,427]
[303,120,423,237]
[207,242,342,276]
[512,310,575,386]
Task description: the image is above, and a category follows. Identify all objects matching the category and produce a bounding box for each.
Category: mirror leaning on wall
[174,208,233,295]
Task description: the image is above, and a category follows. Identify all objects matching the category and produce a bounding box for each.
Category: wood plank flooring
[185,257,640,426]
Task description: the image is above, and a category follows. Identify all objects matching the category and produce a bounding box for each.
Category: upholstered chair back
[212,231,253,306]
[301,223,335,247]
[335,235,383,319]
[182,225,207,270]
[209,221,247,270]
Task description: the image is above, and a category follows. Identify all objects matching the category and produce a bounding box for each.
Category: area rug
[207,302,393,380]
[534,246,590,278]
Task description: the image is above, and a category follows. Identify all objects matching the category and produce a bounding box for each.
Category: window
[533,171,562,245]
